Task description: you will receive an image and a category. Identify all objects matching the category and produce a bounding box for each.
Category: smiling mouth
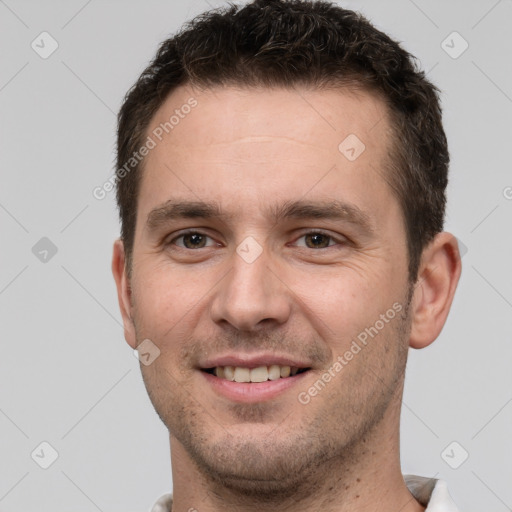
[202,365,311,383]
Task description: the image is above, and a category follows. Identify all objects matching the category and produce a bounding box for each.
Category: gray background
[1,0,511,510]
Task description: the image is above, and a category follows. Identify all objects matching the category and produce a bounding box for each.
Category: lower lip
[200,370,309,403]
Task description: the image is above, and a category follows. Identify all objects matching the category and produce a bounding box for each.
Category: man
[112,1,462,510]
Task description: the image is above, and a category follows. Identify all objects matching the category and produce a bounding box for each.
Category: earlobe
[409,232,462,349]
[111,239,137,349]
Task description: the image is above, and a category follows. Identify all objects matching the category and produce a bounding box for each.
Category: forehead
[147,83,389,149]
[137,84,395,225]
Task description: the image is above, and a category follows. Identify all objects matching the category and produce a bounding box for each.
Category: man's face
[124,85,413,494]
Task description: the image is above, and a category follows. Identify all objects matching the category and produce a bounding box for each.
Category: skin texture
[112,84,461,512]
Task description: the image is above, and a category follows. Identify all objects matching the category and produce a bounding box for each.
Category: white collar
[404,474,460,511]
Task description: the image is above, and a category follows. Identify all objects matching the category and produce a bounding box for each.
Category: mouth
[198,354,314,403]
[202,365,311,382]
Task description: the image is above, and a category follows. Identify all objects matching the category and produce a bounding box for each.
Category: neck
[168,393,425,512]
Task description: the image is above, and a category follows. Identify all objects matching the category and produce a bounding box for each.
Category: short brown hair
[116,0,449,281]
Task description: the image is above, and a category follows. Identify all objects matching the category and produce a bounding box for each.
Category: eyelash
[167,229,346,250]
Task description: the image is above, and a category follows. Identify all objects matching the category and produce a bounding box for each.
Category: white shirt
[404,474,460,511]
[150,474,460,511]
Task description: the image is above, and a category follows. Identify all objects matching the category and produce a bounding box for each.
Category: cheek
[131,261,214,340]
[288,264,401,344]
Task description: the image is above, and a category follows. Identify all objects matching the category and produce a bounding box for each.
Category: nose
[209,245,292,332]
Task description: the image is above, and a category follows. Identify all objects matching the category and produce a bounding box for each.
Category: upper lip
[198,353,313,369]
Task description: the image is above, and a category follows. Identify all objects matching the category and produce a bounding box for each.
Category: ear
[112,239,137,349]
[409,232,462,349]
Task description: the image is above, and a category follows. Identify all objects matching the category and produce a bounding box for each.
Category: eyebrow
[145,199,374,234]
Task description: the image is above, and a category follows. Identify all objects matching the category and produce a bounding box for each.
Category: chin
[190,440,317,500]
[178,421,341,502]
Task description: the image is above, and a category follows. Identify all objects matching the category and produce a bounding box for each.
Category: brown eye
[182,233,207,248]
[303,233,334,249]
[171,232,214,249]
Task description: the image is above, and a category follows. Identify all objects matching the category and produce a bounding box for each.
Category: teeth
[280,366,291,378]
[234,367,251,383]
[223,366,235,381]
[211,364,304,382]
[268,364,281,381]
[250,366,268,383]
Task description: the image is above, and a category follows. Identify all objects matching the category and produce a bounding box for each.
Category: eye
[170,231,217,249]
[293,231,344,249]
